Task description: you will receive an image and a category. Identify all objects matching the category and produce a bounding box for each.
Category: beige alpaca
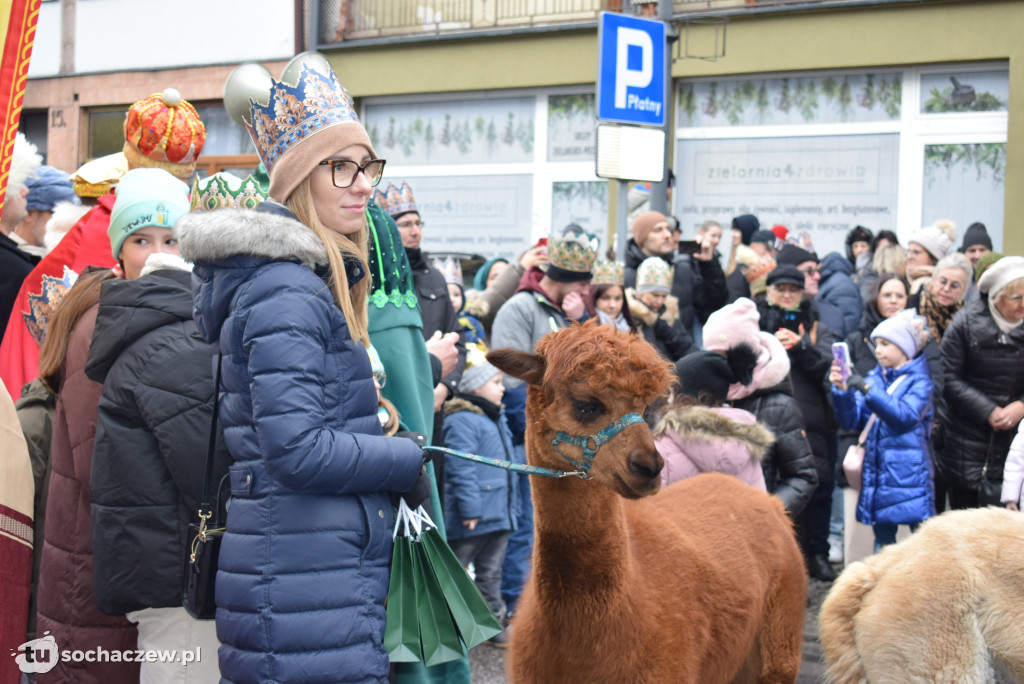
[489,321,806,684]
[819,507,1024,683]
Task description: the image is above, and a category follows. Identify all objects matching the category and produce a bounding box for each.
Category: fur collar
[625,288,679,326]
[444,396,484,417]
[654,406,774,462]
[176,207,328,271]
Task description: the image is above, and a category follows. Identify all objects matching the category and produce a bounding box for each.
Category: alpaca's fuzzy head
[489,320,674,498]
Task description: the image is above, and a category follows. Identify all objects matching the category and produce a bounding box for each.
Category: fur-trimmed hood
[177,205,354,346]
[625,287,680,326]
[654,405,774,463]
[443,396,484,417]
[176,205,328,271]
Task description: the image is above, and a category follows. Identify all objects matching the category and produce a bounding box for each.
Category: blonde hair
[285,178,371,346]
[872,243,907,276]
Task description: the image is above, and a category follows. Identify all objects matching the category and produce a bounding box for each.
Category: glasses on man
[935,277,964,292]
[396,218,426,230]
[317,158,387,188]
[798,266,821,276]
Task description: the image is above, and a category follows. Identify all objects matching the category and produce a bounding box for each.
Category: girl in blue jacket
[830,309,935,552]
[177,63,428,683]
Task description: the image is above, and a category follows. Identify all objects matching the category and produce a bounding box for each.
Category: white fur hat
[908,223,955,262]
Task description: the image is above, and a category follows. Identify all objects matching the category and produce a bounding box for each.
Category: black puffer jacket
[406,247,466,393]
[756,298,837,436]
[85,267,232,614]
[936,294,1024,488]
[734,379,818,517]
[623,240,724,330]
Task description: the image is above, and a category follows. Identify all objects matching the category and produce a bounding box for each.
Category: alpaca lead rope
[550,412,645,477]
[423,412,645,479]
[423,447,588,479]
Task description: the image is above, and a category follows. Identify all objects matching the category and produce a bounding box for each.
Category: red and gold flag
[0,0,41,218]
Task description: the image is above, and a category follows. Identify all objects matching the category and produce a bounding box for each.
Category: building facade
[23,0,1021,260]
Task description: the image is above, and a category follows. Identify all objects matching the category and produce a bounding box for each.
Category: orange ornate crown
[122,89,206,179]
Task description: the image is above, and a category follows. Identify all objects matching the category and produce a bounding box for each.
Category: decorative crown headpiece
[432,256,463,285]
[247,64,359,175]
[24,266,78,346]
[548,227,600,275]
[374,181,418,218]
[123,89,206,179]
[190,171,269,212]
[636,256,674,293]
[591,260,624,287]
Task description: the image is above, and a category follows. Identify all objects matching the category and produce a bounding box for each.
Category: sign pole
[648,0,673,215]
[616,179,628,262]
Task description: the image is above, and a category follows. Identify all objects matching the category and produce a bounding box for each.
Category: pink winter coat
[654,405,772,491]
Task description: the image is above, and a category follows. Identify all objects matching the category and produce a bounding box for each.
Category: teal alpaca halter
[423,412,646,480]
[551,412,646,478]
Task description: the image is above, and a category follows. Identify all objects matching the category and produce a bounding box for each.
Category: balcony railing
[316,0,929,45]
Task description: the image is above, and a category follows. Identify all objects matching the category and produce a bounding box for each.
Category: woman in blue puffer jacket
[177,63,428,683]
[830,309,935,552]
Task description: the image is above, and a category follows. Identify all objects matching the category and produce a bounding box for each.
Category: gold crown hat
[432,256,463,285]
[635,256,673,294]
[591,260,625,287]
[123,89,206,180]
[247,63,375,203]
[190,171,269,212]
[545,227,600,283]
[69,152,128,198]
[373,180,418,218]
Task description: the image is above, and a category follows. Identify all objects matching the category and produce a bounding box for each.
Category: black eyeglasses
[317,158,387,188]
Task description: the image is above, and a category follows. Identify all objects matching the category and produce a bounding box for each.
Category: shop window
[365,97,535,165]
[920,69,1008,114]
[922,143,1005,250]
[678,72,902,128]
[548,94,596,162]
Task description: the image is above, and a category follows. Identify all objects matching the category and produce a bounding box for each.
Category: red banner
[0,0,41,219]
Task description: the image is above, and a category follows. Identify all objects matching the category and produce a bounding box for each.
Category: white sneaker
[828,538,844,564]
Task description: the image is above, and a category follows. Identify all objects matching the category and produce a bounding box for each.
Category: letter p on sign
[615,28,653,109]
[597,12,665,126]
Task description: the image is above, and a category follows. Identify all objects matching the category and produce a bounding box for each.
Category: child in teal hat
[108,168,190,279]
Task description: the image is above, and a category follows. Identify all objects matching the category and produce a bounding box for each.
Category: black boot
[807,553,838,582]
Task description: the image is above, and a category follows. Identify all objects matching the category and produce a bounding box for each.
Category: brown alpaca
[488,321,806,684]
[819,507,1024,684]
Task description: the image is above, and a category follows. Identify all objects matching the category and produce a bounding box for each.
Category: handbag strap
[198,352,224,518]
[857,373,909,446]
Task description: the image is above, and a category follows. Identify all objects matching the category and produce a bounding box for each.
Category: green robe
[365,202,472,684]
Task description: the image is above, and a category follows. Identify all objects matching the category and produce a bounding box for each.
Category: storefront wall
[332,0,1024,255]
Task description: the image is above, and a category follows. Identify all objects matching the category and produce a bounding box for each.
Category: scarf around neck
[918,287,961,343]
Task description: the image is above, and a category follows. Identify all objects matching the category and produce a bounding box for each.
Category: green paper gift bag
[384,532,421,663]
[420,527,502,649]
[411,537,465,666]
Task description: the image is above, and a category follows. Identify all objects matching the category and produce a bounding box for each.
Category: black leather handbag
[183,354,226,620]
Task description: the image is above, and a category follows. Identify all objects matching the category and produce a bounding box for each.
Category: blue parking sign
[597,12,666,127]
